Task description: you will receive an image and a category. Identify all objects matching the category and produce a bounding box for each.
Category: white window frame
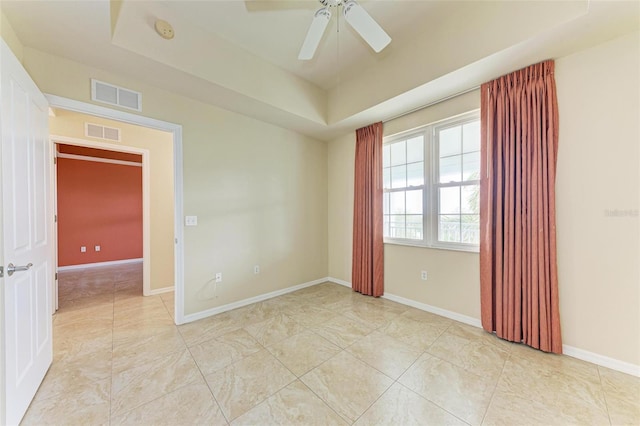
[383,110,480,252]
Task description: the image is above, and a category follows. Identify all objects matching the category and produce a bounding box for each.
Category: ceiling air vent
[85,123,121,142]
[91,79,142,111]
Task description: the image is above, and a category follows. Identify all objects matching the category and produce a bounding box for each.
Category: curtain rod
[382,85,481,124]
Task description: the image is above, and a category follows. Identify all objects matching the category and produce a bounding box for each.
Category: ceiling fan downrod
[298,0,391,60]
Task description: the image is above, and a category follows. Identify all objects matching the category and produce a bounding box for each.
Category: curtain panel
[480,60,562,353]
[352,122,384,297]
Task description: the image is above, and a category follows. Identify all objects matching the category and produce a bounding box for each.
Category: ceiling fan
[298,0,391,60]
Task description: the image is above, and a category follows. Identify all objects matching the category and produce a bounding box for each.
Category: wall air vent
[91,79,142,111]
[85,123,121,142]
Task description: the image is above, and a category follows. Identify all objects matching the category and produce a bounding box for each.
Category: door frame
[46,95,186,324]
[52,135,151,297]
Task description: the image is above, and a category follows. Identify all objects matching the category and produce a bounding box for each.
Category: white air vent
[85,123,121,142]
[91,79,142,111]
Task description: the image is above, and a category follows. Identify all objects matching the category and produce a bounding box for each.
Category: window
[383,112,480,251]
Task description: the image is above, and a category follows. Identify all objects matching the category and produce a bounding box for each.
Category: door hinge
[54,214,57,223]
[55,272,58,280]
[0,266,3,278]
[54,156,57,165]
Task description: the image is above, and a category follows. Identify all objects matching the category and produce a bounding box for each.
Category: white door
[1,40,53,425]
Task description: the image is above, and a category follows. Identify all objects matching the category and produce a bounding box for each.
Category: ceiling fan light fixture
[298,7,332,60]
[343,0,391,53]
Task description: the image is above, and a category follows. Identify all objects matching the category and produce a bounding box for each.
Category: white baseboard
[328,277,351,288]
[382,288,640,377]
[183,275,640,377]
[383,292,483,328]
[327,276,482,328]
[563,345,640,378]
[58,258,143,271]
[146,286,174,296]
[182,277,331,324]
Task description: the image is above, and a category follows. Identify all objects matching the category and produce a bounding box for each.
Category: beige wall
[328,90,481,319]
[555,32,639,366]
[24,48,328,316]
[328,32,640,367]
[50,110,175,292]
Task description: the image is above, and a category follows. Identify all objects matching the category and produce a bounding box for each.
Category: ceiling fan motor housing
[320,0,344,8]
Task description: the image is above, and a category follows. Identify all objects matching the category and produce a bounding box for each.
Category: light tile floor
[23,264,639,425]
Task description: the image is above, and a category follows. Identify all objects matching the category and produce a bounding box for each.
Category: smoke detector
[154,19,174,40]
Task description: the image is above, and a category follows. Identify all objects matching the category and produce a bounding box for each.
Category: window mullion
[383,111,479,250]
[426,127,434,246]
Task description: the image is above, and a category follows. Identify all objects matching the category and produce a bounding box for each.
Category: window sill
[383,239,480,254]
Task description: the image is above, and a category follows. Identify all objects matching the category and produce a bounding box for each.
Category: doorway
[45,96,185,324]
[54,142,145,311]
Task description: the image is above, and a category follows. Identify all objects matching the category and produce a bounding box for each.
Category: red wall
[57,157,142,266]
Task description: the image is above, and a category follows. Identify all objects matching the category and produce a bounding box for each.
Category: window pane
[406,189,422,214]
[390,140,406,166]
[407,136,424,162]
[391,165,406,189]
[440,155,462,183]
[439,186,460,214]
[406,215,423,240]
[383,168,391,190]
[461,185,479,214]
[439,126,461,157]
[383,144,391,168]
[390,191,405,214]
[407,162,424,187]
[461,215,479,244]
[462,151,480,181]
[439,215,461,242]
[463,121,480,153]
[390,215,405,239]
[383,215,390,237]
[383,192,390,215]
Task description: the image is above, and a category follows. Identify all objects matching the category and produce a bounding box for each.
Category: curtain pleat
[352,122,384,297]
[480,60,562,353]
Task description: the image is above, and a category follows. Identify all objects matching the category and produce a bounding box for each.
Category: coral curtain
[480,60,562,353]
[352,122,384,297]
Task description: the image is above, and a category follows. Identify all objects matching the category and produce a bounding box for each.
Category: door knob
[7,263,33,277]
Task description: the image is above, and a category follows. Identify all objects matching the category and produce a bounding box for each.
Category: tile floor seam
[296,366,354,425]
[34,273,640,426]
[596,365,614,426]
[342,338,410,383]
[109,281,116,426]
[424,337,506,380]
[180,335,231,425]
[478,345,510,426]
[211,351,297,423]
[350,377,397,425]
[112,378,218,424]
[299,379,351,425]
[395,349,492,425]
[394,380,473,426]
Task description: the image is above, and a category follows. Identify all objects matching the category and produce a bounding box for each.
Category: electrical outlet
[254,265,260,274]
[421,270,428,281]
[80,246,86,253]
[215,272,222,283]
[185,215,198,226]
[95,245,101,252]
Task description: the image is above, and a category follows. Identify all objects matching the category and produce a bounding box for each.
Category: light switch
[185,215,198,226]
[80,246,86,253]
[95,245,101,252]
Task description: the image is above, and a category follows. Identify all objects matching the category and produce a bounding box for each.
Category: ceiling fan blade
[343,0,391,53]
[298,7,332,60]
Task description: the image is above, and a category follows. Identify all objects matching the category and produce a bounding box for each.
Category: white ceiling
[2,1,639,141]
[166,0,440,90]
